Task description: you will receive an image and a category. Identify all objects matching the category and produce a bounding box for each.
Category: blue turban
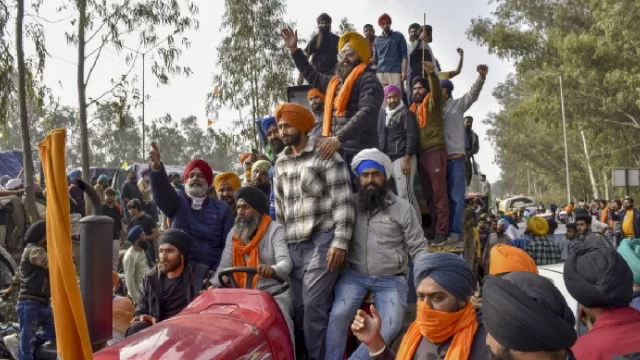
[356,160,386,177]
[128,225,144,242]
[261,116,277,135]
[440,80,454,98]
[414,252,473,301]
[67,170,82,181]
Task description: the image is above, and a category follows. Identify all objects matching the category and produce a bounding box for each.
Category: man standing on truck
[325,149,426,360]
[371,13,407,88]
[297,13,340,84]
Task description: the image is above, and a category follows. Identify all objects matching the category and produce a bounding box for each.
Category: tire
[0,247,17,288]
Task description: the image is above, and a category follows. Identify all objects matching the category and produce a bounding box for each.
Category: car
[537,263,587,336]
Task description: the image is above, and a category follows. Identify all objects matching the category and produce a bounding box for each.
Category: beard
[336,59,361,81]
[234,212,261,244]
[221,196,235,206]
[159,257,181,274]
[253,181,271,194]
[311,102,324,113]
[489,348,516,360]
[270,138,285,155]
[412,92,426,104]
[357,181,388,212]
[105,198,114,206]
[283,131,302,147]
[185,181,208,198]
[409,34,418,42]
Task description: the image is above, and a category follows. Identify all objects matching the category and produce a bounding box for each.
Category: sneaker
[431,233,448,246]
[431,235,465,248]
[3,333,18,360]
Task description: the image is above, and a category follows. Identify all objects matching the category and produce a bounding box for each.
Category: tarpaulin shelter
[0,150,24,179]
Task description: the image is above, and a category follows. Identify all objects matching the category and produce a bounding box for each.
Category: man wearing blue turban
[260,115,284,220]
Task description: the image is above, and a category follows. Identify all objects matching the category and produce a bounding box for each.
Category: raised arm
[447,48,465,79]
[425,63,443,109]
[282,27,333,93]
[148,142,180,218]
[457,65,488,113]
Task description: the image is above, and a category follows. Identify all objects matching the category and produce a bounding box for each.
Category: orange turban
[214,172,241,192]
[275,103,315,132]
[308,88,325,100]
[489,244,538,275]
[338,32,372,64]
[240,153,252,164]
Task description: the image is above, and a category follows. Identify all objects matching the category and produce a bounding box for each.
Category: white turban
[350,148,393,180]
[6,179,21,190]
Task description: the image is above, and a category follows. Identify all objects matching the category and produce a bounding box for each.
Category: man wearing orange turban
[308,88,325,138]
[282,26,383,191]
[214,172,241,214]
[239,153,254,186]
[489,244,538,275]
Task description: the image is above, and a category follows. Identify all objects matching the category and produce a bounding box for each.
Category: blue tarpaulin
[0,151,24,179]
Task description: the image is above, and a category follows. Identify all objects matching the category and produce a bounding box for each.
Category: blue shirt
[373,31,408,73]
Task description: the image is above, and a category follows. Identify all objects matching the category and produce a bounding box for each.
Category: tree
[337,17,355,35]
[208,0,294,149]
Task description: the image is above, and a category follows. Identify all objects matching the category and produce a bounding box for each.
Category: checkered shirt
[525,236,562,266]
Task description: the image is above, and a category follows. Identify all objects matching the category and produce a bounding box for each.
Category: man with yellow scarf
[350,252,489,359]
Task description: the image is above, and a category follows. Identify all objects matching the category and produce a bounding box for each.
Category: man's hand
[135,315,156,325]
[477,64,489,78]
[401,72,407,81]
[351,305,385,352]
[457,48,464,57]
[326,247,346,271]
[149,142,161,171]
[297,73,304,86]
[401,156,411,175]
[368,58,376,66]
[0,286,14,297]
[257,265,275,279]
[281,27,298,51]
[316,137,341,160]
[423,61,435,74]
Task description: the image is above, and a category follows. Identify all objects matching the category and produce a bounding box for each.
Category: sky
[25,0,511,182]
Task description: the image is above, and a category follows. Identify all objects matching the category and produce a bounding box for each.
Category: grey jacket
[348,192,427,276]
[292,48,384,155]
[213,221,292,292]
[377,104,419,162]
[310,110,324,138]
[443,75,485,156]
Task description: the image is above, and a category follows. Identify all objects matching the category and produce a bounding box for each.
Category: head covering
[574,208,589,217]
[251,160,272,174]
[412,77,429,92]
[583,233,613,249]
[240,153,252,164]
[575,213,592,224]
[489,244,538,275]
[6,179,21,190]
[483,272,577,352]
[260,116,277,135]
[440,80,454,98]
[383,85,401,99]
[317,13,331,24]
[377,13,392,26]
[564,246,633,308]
[564,204,574,212]
[235,186,269,215]
[25,220,46,244]
[408,23,421,33]
[308,88,325,101]
[140,169,149,177]
[159,229,193,257]
[97,174,108,184]
[214,172,241,192]
[127,225,144,242]
[615,199,622,208]
[351,149,393,180]
[183,159,213,186]
[414,252,473,301]
[275,103,315,132]
[338,32,372,64]
[618,238,640,285]
[497,219,507,227]
[0,175,9,187]
[527,216,548,236]
[67,170,82,181]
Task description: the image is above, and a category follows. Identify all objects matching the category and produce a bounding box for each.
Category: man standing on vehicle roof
[297,13,340,85]
[273,102,354,360]
[325,149,427,360]
[371,13,407,88]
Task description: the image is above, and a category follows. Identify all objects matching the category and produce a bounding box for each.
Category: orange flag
[39,128,94,360]
[207,119,213,127]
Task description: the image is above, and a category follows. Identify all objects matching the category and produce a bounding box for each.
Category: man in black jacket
[126,229,208,337]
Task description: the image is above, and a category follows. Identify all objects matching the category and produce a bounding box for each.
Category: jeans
[447,157,466,239]
[325,268,408,360]
[17,299,55,360]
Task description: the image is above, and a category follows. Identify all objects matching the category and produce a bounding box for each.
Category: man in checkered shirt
[524,216,561,266]
[273,102,355,360]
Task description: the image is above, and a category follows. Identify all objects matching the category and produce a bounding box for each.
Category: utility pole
[560,76,571,204]
[142,53,145,160]
[527,168,531,195]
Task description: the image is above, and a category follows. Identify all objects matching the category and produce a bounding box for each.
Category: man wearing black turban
[483,272,577,360]
[297,12,340,80]
[126,229,209,337]
[564,246,640,359]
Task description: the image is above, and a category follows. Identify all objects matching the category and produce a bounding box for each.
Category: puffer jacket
[377,105,419,161]
[150,164,234,270]
[292,48,384,156]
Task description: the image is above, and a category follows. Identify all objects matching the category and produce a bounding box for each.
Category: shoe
[431,234,465,248]
[431,233,448,246]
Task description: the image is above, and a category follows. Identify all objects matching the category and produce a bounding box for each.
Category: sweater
[443,75,485,156]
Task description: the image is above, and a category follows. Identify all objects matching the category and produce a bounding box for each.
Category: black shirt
[121,180,143,204]
[102,204,123,239]
[131,214,156,236]
[159,274,188,321]
[305,32,340,75]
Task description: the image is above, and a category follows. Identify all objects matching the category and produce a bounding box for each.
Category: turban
[67,170,82,181]
[351,148,393,180]
[261,116,277,135]
[414,252,472,301]
[184,159,213,186]
[140,169,149,176]
[240,153,252,164]
[6,179,21,190]
[159,229,193,257]
[526,216,548,236]
[25,220,46,244]
[127,225,144,242]
[378,13,391,26]
[483,272,576,352]
[214,172,241,192]
[408,23,421,33]
[575,213,591,224]
[489,244,537,275]
[574,208,589,217]
[97,174,108,184]
[317,13,332,24]
[564,205,574,212]
[412,77,430,92]
[235,186,269,215]
[338,32,372,64]
[0,175,9,187]
[583,233,613,249]
[383,85,401,99]
[564,246,633,308]
[618,238,640,284]
[308,88,325,101]
[275,103,315,132]
[440,80,454,98]
[497,219,507,227]
[251,160,272,174]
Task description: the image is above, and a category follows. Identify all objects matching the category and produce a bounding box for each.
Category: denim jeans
[447,157,466,239]
[17,299,55,360]
[325,268,408,360]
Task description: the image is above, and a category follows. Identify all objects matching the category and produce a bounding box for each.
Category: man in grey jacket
[325,149,427,360]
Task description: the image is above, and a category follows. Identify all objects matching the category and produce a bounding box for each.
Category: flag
[207,119,213,127]
[120,161,129,170]
[39,128,93,360]
[213,87,221,96]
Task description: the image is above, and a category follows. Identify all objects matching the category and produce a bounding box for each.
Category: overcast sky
[26,0,511,182]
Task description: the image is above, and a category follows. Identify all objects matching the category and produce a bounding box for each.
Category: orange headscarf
[409,93,431,129]
[308,88,325,100]
[214,172,241,192]
[322,63,368,136]
[240,153,252,164]
[397,301,478,360]
[231,214,272,288]
[489,244,538,275]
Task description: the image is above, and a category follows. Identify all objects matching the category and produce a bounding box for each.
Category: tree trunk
[602,169,610,200]
[16,0,39,222]
[77,0,90,183]
[580,130,600,199]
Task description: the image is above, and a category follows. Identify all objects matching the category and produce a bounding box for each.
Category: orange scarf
[231,214,272,288]
[322,63,368,136]
[396,301,478,360]
[409,93,431,129]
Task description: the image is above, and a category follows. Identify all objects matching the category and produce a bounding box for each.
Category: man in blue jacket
[148,142,233,271]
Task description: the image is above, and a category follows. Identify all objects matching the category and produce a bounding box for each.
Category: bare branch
[87,41,142,107]
[617,110,640,128]
[85,36,108,85]
[601,118,640,129]
[25,12,72,24]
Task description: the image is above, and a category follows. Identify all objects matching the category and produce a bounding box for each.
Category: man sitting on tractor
[126,229,209,337]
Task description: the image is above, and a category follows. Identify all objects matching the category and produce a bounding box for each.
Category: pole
[560,76,571,204]
[527,168,531,195]
[142,53,145,160]
[421,13,426,78]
